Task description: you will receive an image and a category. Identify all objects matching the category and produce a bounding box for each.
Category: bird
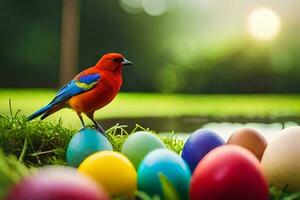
[27,53,132,135]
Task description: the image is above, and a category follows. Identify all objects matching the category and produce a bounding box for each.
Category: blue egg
[138,149,191,200]
[66,128,113,167]
[181,129,225,172]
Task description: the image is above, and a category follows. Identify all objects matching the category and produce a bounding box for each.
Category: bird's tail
[26,104,53,121]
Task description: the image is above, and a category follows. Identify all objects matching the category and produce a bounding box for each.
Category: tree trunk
[59,0,80,86]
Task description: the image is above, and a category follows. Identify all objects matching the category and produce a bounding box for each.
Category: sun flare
[248,7,281,41]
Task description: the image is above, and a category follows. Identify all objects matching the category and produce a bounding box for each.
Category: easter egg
[121,131,166,169]
[67,128,113,167]
[190,145,269,200]
[181,129,225,172]
[78,151,136,198]
[261,126,300,191]
[227,128,267,160]
[138,149,191,200]
[6,166,109,200]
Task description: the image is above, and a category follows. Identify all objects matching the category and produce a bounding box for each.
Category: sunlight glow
[248,7,281,41]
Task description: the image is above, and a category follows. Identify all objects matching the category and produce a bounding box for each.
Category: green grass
[0,112,183,168]
[1,89,300,128]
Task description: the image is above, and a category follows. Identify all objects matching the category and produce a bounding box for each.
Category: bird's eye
[112,58,124,63]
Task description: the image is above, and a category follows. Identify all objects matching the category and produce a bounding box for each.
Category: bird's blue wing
[51,73,101,105]
[27,73,101,121]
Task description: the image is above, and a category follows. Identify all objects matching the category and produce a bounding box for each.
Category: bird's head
[96,53,132,72]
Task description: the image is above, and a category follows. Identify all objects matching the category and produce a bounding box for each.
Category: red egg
[190,145,269,200]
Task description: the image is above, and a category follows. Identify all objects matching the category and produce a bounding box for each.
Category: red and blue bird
[27,53,132,135]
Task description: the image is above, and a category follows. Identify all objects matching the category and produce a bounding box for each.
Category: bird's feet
[95,123,107,137]
[80,126,87,131]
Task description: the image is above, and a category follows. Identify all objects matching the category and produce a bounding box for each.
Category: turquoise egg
[138,149,191,200]
[66,128,113,167]
[121,131,166,169]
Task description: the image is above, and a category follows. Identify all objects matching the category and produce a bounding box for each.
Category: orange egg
[227,128,267,161]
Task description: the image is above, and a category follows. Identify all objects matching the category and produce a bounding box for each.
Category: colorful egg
[181,129,225,172]
[227,128,267,160]
[67,128,113,167]
[190,145,269,200]
[78,151,136,198]
[138,149,191,200]
[121,131,166,169]
[6,166,109,200]
[261,126,300,191]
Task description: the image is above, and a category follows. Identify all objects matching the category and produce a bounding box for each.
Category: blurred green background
[1,0,299,93]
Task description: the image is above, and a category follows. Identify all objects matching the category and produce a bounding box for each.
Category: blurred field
[1,89,300,128]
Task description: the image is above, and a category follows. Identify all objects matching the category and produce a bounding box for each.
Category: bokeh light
[142,0,167,16]
[120,0,176,16]
[119,0,143,14]
[248,7,281,41]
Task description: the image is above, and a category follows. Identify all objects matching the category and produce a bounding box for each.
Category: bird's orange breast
[68,70,122,114]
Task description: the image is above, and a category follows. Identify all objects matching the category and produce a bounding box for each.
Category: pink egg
[6,166,109,200]
[190,145,269,200]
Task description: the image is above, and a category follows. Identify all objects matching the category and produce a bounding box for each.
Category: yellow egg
[78,151,137,198]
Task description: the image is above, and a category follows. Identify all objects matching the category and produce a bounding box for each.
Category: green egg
[121,131,166,169]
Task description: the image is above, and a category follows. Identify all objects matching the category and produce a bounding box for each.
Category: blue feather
[78,73,100,84]
[26,104,53,121]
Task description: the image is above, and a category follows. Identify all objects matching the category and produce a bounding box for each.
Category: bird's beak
[122,59,132,66]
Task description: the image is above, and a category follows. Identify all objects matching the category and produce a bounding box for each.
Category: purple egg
[6,166,110,200]
[181,129,225,172]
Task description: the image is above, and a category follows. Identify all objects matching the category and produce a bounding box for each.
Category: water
[173,121,298,142]
[98,116,300,142]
